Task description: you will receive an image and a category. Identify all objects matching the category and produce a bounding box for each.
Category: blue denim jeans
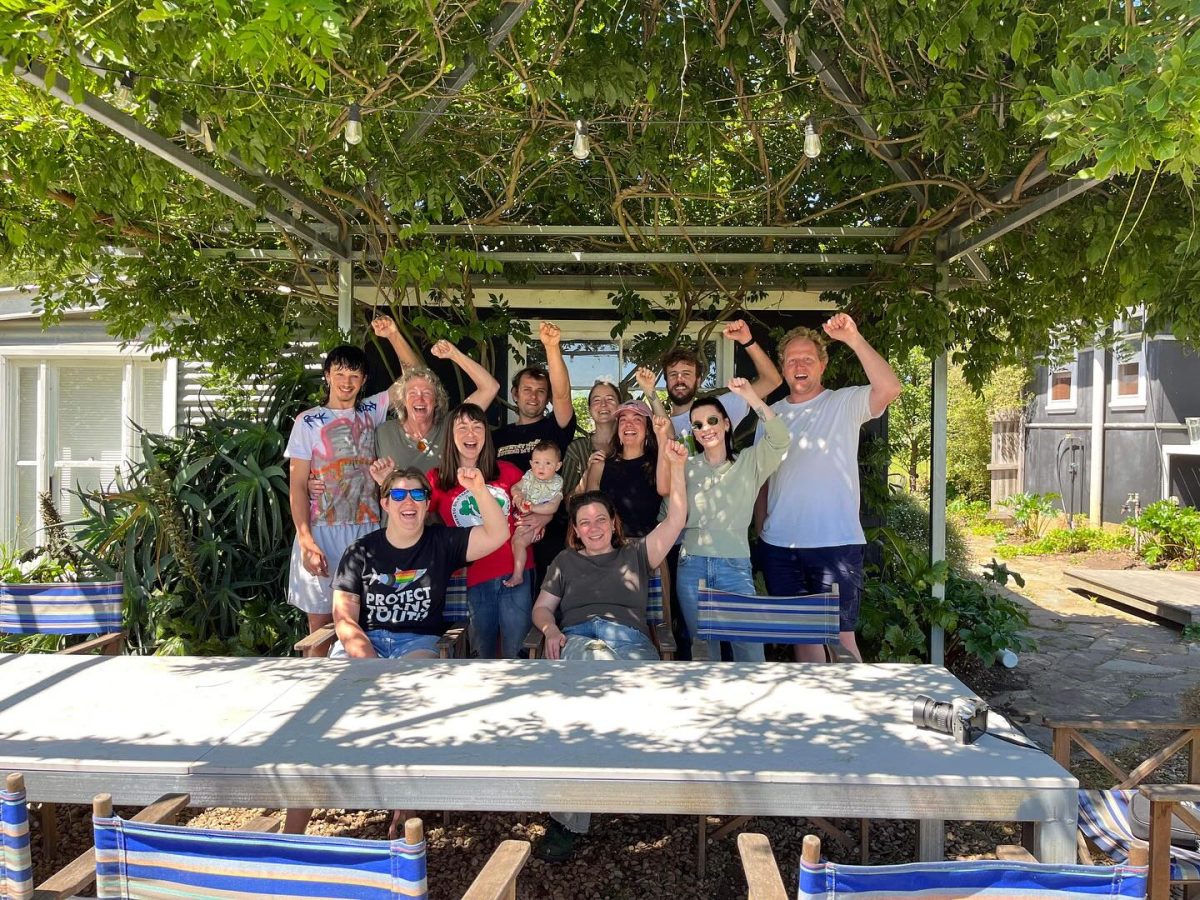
[561,617,659,660]
[676,552,766,662]
[329,630,440,659]
[468,575,532,659]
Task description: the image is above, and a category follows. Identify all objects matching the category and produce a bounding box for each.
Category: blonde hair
[388,366,450,426]
[778,326,829,366]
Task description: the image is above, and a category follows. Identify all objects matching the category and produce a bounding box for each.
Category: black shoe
[534,818,580,862]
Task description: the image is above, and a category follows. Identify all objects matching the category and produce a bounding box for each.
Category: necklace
[404,422,432,454]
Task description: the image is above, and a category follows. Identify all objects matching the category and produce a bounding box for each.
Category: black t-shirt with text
[333,526,471,634]
[493,412,578,472]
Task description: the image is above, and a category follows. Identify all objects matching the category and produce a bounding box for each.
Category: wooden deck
[1064,568,1200,626]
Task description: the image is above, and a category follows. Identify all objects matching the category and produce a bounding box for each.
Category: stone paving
[966,539,1200,751]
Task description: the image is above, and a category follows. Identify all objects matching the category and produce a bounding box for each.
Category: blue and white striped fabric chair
[0,581,124,655]
[92,795,530,900]
[1079,789,1200,883]
[740,833,1149,900]
[1,774,32,900]
[696,581,840,652]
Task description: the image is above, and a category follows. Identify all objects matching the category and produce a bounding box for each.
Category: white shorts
[287,523,375,615]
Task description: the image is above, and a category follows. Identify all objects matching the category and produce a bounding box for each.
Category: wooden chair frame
[1045,716,1200,900]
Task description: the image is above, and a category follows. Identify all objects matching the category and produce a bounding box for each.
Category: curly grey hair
[387,365,450,426]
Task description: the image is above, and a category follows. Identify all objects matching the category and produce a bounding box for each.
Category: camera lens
[913,694,955,735]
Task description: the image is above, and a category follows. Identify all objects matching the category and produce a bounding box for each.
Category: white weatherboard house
[0,287,205,549]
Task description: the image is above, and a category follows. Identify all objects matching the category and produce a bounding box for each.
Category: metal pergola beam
[11,57,348,260]
[250,222,904,238]
[61,44,341,231]
[199,248,907,264]
[940,176,1104,263]
[944,160,1051,234]
[399,0,533,144]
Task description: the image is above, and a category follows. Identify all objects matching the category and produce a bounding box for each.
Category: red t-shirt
[426,461,532,587]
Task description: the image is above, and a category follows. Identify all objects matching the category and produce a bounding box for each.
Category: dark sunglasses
[388,487,429,502]
[691,415,722,431]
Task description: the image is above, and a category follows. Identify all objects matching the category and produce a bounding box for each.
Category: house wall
[1023,340,1200,523]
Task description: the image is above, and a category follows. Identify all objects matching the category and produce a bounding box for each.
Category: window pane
[56,366,124,465]
[18,366,37,460]
[1050,370,1072,402]
[56,465,114,523]
[15,464,37,550]
[1117,361,1140,397]
[139,364,165,435]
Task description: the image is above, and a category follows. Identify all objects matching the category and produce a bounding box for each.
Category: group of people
[281,310,902,850]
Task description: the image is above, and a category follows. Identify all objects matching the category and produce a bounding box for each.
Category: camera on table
[913,694,989,745]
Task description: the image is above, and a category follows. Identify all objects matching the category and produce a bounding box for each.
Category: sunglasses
[691,415,723,431]
[388,487,429,502]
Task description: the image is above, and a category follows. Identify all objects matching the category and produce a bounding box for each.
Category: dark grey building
[1023,331,1200,524]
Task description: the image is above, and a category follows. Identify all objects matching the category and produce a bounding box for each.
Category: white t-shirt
[671,390,752,441]
[285,390,391,527]
[757,385,877,548]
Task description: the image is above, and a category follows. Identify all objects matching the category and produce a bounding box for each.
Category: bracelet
[741,338,757,349]
[754,405,768,418]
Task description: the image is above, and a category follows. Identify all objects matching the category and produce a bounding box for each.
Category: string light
[572,119,590,160]
[344,103,363,145]
[804,119,822,158]
[113,71,135,109]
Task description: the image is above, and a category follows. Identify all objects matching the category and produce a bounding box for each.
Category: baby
[505,440,564,587]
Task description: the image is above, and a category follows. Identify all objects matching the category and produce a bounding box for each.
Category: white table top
[0,654,1075,827]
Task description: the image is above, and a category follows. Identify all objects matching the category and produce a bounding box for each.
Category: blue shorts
[329,630,441,659]
[757,542,865,632]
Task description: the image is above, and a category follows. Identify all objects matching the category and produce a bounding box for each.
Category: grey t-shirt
[374,416,448,474]
[541,540,652,637]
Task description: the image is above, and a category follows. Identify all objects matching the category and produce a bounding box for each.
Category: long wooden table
[0,653,1078,862]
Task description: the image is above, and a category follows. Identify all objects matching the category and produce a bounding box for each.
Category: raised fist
[823,312,860,344]
[371,315,398,338]
[722,319,752,346]
[457,466,486,492]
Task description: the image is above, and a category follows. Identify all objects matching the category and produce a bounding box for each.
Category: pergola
[4,1,1116,663]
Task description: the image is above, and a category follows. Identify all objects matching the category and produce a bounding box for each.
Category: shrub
[884,489,969,575]
[1126,499,1200,569]
[995,526,1133,558]
[859,526,1034,667]
[72,362,316,655]
[1002,491,1061,539]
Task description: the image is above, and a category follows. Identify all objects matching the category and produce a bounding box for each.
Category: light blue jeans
[468,575,532,659]
[329,630,440,659]
[676,552,766,662]
[561,617,659,660]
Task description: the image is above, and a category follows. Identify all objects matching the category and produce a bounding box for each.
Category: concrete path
[966,538,1200,750]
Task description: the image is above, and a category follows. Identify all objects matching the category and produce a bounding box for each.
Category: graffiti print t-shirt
[332,526,471,634]
[285,391,391,527]
[427,461,530,588]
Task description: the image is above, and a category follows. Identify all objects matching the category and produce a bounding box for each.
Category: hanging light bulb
[344,103,363,146]
[199,119,215,153]
[572,119,590,160]
[804,119,822,159]
[114,72,135,109]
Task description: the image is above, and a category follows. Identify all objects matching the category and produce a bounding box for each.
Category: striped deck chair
[1079,790,1200,885]
[696,581,840,650]
[91,795,530,900]
[295,569,471,657]
[1,774,32,900]
[523,568,675,659]
[740,833,1149,900]
[0,581,124,656]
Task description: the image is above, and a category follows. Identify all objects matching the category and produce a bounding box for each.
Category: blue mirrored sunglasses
[388,487,429,502]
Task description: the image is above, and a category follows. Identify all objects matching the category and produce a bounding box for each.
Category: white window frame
[0,345,177,548]
[1109,339,1147,409]
[1045,353,1078,414]
[506,320,734,423]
